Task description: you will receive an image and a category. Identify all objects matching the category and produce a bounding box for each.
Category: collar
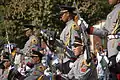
[69,57,77,62]
[114,3,120,8]
[66,19,74,25]
[29,35,34,38]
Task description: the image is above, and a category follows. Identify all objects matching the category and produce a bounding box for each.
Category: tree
[0,0,112,48]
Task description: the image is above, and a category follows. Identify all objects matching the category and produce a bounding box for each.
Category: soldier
[56,5,80,74]
[8,49,46,80]
[20,24,40,69]
[24,49,46,80]
[0,52,11,80]
[21,24,39,56]
[66,37,97,80]
[86,0,120,79]
[59,5,80,56]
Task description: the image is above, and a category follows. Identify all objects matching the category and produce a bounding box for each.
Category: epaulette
[37,65,46,72]
[72,24,79,30]
[31,38,38,45]
[80,59,91,68]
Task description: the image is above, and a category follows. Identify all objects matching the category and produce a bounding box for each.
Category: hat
[72,36,82,47]
[30,49,44,59]
[2,52,10,61]
[59,5,76,14]
[23,24,35,31]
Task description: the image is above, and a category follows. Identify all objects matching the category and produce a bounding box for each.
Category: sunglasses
[73,44,83,48]
[31,56,38,58]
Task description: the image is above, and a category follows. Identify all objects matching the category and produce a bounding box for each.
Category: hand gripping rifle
[74,2,91,64]
[40,30,75,58]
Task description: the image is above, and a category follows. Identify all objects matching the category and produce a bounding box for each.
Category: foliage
[0,0,112,48]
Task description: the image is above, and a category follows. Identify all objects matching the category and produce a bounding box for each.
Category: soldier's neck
[68,17,73,21]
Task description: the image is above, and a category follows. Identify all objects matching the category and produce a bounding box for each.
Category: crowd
[0,0,120,80]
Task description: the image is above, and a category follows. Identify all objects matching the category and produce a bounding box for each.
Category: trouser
[108,55,118,80]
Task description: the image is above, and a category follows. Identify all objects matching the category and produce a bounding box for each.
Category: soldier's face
[3,60,11,68]
[25,29,32,37]
[31,56,40,64]
[73,44,83,57]
[60,12,70,22]
[108,0,118,5]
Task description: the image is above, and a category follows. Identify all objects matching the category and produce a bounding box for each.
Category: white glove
[69,62,74,68]
[77,18,88,31]
[116,52,120,63]
[44,67,52,76]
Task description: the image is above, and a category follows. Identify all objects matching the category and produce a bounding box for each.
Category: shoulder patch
[37,66,46,72]
[72,24,79,30]
[80,67,87,72]
[31,38,38,45]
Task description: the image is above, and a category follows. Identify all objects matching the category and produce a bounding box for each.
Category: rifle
[5,28,11,54]
[5,26,14,66]
[73,2,91,64]
[40,30,75,58]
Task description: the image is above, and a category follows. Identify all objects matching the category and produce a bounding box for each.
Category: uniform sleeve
[68,59,97,80]
[67,66,75,79]
[79,66,92,79]
[25,68,44,80]
[21,36,39,55]
[24,75,40,80]
[89,26,108,38]
[80,62,97,80]
[92,8,120,36]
